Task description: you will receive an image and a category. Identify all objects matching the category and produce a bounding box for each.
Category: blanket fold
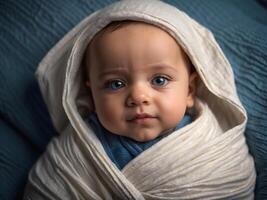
[24,0,256,199]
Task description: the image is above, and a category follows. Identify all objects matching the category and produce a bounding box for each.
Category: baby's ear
[186,72,198,108]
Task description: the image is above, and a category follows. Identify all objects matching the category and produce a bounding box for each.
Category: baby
[83,21,197,169]
[24,0,255,199]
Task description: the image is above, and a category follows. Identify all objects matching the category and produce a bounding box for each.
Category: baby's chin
[129,127,176,142]
[109,125,175,142]
[126,132,162,142]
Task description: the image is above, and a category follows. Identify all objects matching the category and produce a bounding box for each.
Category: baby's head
[84,21,197,142]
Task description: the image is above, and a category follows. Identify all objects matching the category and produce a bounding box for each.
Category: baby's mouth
[127,113,157,124]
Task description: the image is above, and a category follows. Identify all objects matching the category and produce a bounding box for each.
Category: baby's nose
[126,84,151,107]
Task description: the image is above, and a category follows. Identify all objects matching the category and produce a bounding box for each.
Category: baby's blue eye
[108,80,125,90]
[151,76,168,86]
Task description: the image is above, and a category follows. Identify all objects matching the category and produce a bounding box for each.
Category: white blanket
[24,0,256,199]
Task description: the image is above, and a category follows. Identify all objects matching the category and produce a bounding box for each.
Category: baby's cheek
[97,102,116,119]
[166,107,185,125]
[159,96,187,126]
[96,100,122,127]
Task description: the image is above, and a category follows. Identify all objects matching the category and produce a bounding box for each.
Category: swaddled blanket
[24,0,256,199]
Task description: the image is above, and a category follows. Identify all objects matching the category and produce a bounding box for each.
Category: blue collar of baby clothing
[87,114,192,170]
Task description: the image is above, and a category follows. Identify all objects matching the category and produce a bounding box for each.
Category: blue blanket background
[0,0,266,199]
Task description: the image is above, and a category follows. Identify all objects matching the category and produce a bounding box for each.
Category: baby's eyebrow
[147,63,178,73]
[97,63,178,79]
[98,68,128,79]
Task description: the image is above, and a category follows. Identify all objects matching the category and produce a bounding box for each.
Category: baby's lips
[127,113,156,121]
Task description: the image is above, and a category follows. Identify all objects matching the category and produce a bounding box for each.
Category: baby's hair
[101,20,141,33]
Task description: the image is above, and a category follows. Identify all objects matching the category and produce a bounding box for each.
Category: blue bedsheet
[0,0,266,199]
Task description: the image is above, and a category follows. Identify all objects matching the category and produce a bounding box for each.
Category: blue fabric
[87,114,192,170]
[0,0,267,199]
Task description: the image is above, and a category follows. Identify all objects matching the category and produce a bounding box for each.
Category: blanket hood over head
[25,0,256,199]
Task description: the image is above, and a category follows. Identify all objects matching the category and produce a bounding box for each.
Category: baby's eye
[151,76,169,86]
[106,80,125,90]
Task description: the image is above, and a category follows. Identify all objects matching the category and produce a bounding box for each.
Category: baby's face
[85,22,196,142]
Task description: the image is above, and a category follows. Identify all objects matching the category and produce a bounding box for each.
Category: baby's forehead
[84,20,193,73]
